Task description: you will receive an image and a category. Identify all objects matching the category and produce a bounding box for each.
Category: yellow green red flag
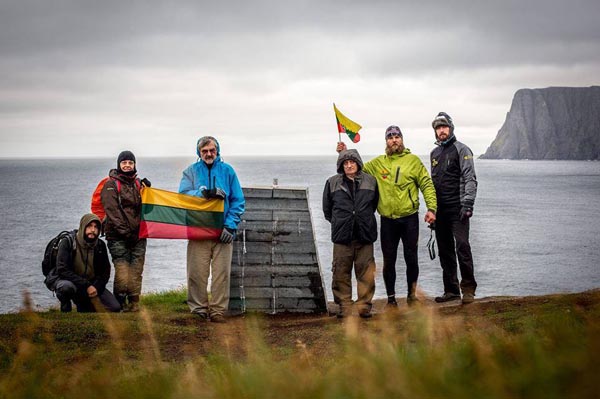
[139,187,224,240]
[333,103,362,143]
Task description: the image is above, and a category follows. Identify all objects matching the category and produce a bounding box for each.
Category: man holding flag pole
[335,105,437,309]
[324,104,378,318]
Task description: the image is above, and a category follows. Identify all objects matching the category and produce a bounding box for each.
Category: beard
[385,142,405,156]
[84,233,98,243]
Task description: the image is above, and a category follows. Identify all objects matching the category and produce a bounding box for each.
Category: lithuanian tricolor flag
[139,187,224,240]
[334,103,362,143]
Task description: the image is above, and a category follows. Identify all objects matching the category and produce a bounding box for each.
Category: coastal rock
[481,86,600,160]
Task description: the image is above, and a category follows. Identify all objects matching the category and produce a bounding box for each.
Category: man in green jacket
[337,125,437,307]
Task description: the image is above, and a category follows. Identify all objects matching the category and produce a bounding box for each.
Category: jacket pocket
[407,187,417,210]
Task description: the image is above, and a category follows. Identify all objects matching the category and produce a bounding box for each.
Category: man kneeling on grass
[51,213,121,312]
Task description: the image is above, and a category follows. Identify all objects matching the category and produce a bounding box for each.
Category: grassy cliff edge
[0,289,598,398]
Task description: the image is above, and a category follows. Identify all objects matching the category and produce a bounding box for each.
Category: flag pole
[334,103,342,143]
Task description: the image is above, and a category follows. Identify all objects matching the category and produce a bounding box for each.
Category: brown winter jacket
[100,169,142,241]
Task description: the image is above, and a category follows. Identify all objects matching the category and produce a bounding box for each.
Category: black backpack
[42,230,76,290]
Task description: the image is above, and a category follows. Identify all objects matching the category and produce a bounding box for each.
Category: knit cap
[385,125,403,139]
[117,150,136,166]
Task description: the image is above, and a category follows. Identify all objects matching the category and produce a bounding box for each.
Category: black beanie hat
[117,150,136,166]
[117,150,137,175]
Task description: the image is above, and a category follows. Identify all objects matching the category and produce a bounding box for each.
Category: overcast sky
[1,0,598,158]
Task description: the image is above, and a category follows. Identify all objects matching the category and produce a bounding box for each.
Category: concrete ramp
[229,186,328,314]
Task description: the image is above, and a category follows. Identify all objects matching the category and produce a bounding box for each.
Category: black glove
[202,187,226,200]
[219,227,235,244]
[214,188,226,199]
[140,178,151,187]
[459,206,473,221]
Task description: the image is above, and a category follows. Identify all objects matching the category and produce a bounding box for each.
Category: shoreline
[6,288,598,316]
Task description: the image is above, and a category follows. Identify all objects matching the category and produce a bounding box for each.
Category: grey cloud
[1,0,599,157]
[2,1,598,72]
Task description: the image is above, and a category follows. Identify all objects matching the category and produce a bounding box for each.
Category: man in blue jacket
[179,136,245,323]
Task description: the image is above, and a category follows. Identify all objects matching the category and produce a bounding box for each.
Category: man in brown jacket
[101,150,149,312]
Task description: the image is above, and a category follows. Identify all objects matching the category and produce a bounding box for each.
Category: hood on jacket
[336,149,364,174]
[77,213,102,246]
[196,136,222,161]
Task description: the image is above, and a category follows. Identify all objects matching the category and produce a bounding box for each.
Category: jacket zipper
[407,188,416,209]
[84,249,89,277]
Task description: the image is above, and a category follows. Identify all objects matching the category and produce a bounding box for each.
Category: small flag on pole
[333,103,362,143]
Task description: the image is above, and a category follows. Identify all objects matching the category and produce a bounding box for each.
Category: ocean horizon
[1,156,599,313]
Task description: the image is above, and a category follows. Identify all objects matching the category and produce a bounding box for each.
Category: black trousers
[55,280,121,312]
[435,207,477,295]
[380,213,420,297]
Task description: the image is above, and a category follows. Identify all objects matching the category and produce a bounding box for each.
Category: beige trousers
[186,239,233,317]
[332,242,376,313]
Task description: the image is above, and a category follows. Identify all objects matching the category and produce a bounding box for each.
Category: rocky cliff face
[481,86,600,160]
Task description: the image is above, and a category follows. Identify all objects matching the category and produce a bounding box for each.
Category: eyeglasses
[200,148,217,155]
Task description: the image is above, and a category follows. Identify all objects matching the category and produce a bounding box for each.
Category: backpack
[91,176,142,221]
[42,230,76,290]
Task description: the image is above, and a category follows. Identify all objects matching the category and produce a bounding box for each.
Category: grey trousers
[186,239,233,317]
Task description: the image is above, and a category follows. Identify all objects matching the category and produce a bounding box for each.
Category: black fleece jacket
[323,149,379,245]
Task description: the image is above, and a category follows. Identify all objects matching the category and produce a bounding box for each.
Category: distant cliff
[481,86,600,160]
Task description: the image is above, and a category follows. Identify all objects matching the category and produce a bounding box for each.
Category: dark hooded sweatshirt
[55,213,111,294]
[323,149,379,245]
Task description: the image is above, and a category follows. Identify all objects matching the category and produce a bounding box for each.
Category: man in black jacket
[53,213,120,312]
[430,112,478,304]
[323,149,379,318]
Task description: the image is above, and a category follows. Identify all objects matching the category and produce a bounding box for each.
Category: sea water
[0,156,599,313]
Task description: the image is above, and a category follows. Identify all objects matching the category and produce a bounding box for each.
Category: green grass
[0,290,598,399]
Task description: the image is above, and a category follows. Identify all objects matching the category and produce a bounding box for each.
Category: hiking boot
[462,293,475,304]
[211,314,227,323]
[434,293,461,303]
[359,311,372,319]
[336,303,353,318]
[406,294,420,306]
[194,312,209,321]
[128,302,140,312]
[337,308,351,319]
[60,300,72,313]
[385,298,398,312]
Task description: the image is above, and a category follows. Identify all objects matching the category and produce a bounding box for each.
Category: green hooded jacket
[363,148,437,219]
